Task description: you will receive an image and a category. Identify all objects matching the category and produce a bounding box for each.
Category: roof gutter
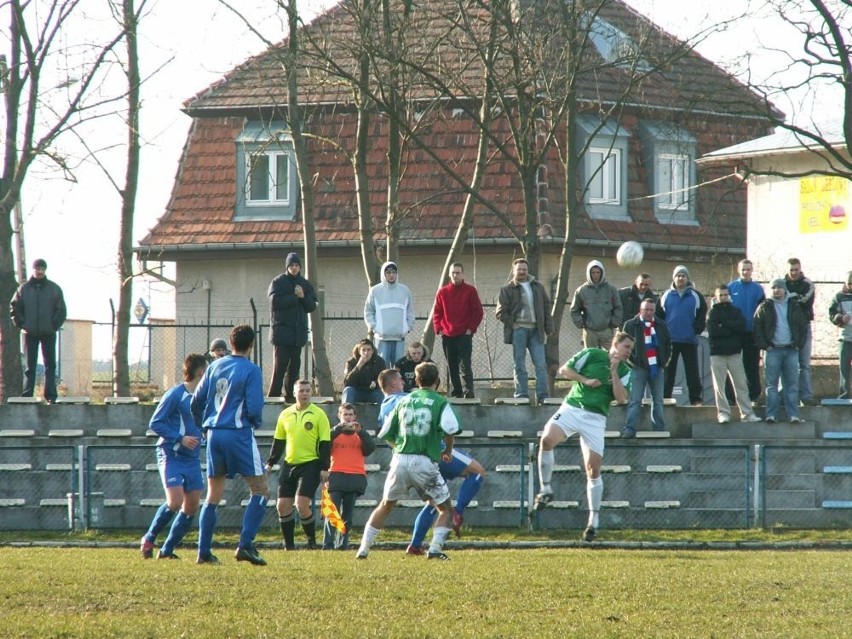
[136,236,742,257]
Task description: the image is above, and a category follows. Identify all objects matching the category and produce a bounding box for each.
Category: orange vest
[329,432,366,475]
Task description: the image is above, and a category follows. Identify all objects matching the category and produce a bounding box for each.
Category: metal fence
[5,441,852,532]
[84,293,841,401]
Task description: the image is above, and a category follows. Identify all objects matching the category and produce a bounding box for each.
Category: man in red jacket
[432,262,484,398]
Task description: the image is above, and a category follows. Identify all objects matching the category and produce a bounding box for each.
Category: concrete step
[692,421,816,440]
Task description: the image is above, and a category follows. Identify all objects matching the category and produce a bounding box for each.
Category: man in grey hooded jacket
[364,261,415,365]
[570,260,622,348]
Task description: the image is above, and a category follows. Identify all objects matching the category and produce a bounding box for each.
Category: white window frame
[245,150,291,207]
[658,153,689,211]
[587,146,622,205]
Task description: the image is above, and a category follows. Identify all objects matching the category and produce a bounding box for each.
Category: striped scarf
[644,320,659,378]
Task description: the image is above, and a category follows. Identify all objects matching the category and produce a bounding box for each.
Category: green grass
[1,545,851,638]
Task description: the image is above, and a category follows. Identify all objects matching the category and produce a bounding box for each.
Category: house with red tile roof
[137,0,775,390]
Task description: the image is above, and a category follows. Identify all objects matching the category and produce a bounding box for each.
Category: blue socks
[239,494,268,549]
[197,503,218,557]
[411,505,437,548]
[144,503,175,543]
[160,511,194,555]
[455,474,483,513]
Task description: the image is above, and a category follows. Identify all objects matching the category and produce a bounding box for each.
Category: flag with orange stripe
[321,485,346,534]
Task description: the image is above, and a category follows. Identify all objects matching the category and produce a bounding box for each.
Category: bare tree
[0,1,130,400]
[725,0,851,179]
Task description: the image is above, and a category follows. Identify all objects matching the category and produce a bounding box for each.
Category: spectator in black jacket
[707,285,761,424]
[619,273,658,326]
[754,279,808,423]
[394,342,433,392]
[785,258,817,405]
[621,298,671,438]
[829,272,852,400]
[10,258,66,403]
[341,339,386,404]
[267,253,318,402]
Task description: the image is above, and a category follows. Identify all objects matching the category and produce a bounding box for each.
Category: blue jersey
[378,392,406,427]
[191,355,264,430]
[727,278,765,332]
[150,382,204,460]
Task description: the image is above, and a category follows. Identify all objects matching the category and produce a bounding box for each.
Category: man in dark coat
[10,258,66,402]
[267,253,318,402]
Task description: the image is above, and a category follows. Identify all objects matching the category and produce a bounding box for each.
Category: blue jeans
[624,366,665,433]
[765,346,800,420]
[341,387,383,404]
[511,327,548,400]
[376,339,404,366]
[798,324,813,402]
[839,340,852,399]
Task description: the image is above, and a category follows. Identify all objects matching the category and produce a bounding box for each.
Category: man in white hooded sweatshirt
[364,261,415,365]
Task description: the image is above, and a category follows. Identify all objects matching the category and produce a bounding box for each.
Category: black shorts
[277,459,322,499]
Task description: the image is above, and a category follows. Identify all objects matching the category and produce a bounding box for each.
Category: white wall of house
[744,152,852,360]
[170,248,737,392]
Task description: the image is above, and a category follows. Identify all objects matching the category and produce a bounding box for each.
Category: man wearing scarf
[621,299,671,438]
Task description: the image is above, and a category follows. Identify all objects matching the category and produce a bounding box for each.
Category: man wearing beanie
[658,265,707,406]
[10,258,66,403]
[268,252,318,402]
[754,279,807,423]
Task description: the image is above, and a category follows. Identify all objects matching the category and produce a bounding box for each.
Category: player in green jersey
[533,331,634,542]
[356,362,460,560]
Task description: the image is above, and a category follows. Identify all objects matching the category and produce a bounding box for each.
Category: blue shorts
[439,449,473,481]
[205,428,264,479]
[156,448,204,492]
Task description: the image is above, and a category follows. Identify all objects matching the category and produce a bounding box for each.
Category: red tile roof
[139,0,772,257]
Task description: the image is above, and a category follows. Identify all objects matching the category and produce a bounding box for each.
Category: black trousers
[664,341,702,404]
[23,332,58,401]
[442,333,474,397]
[726,333,762,402]
[268,343,303,401]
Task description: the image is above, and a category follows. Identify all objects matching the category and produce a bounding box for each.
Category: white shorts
[548,403,607,458]
[383,454,451,505]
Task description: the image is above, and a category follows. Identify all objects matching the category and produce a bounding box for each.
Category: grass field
[2,534,852,638]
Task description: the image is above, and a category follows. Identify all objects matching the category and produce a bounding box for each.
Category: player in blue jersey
[357,362,460,560]
[377,368,485,552]
[191,324,269,566]
[533,331,633,542]
[140,353,208,559]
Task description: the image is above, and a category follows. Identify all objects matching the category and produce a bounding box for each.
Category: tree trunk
[113,0,140,398]
[284,0,334,396]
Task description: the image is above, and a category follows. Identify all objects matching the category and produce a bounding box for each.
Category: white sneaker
[741,414,762,423]
[790,416,804,424]
[717,415,731,424]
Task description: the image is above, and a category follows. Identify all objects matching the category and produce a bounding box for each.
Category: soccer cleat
[355,550,369,559]
[742,414,762,423]
[452,510,464,538]
[790,416,803,424]
[582,526,597,542]
[306,539,318,550]
[157,551,179,560]
[426,551,450,560]
[140,537,154,559]
[405,544,425,556]
[533,491,554,511]
[235,546,267,566]
[196,553,220,565]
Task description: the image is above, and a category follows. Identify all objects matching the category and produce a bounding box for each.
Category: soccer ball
[616,241,644,267]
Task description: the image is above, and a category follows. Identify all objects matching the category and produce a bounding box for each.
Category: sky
[11,0,835,338]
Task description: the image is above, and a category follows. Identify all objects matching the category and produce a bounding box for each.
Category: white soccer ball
[616,241,644,267]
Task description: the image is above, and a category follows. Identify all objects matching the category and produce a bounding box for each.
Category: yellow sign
[799,176,849,233]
